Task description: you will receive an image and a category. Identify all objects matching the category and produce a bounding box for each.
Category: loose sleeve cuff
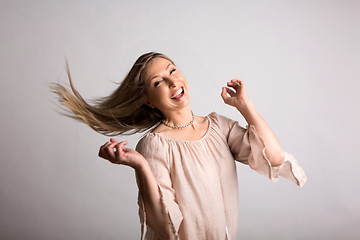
[246,124,307,187]
[262,148,307,187]
[138,184,183,240]
[158,185,183,238]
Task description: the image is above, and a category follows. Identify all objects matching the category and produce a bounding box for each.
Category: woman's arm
[135,162,171,239]
[98,139,170,239]
[221,79,285,166]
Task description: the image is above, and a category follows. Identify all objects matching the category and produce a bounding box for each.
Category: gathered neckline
[147,115,212,143]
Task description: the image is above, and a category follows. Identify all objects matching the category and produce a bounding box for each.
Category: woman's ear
[145,100,155,108]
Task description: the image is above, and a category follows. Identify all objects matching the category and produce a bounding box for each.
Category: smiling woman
[50,52,307,240]
[142,57,191,117]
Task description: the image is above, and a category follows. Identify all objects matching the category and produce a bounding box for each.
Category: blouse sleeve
[136,136,183,240]
[214,113,307,187]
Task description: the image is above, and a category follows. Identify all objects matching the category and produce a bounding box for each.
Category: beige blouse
[135,112,307,240]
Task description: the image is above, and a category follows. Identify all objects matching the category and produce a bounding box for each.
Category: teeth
[171,88,183,98]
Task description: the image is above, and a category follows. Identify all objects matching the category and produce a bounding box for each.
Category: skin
[142,57,208,141]
[98,57,285,238]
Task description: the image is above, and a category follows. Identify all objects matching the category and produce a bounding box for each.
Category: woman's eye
[154,80,162,87]
[170,68,176,74]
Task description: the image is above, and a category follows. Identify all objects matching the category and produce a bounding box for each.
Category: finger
[230,79,243,86]
[223,85,236,96]
[99,141,112,157]
[231,78,242,84]
[221,87,228,102]
[221,87,233,105]
[234,79,245,90]
[114,141,128,156]
[225,87,236,97]
[110,138,119,144]
[102,141,112,148]
[106,142,118,154]
[227,81,241,90]
[100,143,117,160]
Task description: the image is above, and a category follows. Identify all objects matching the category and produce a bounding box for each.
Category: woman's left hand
[221,79,250,108]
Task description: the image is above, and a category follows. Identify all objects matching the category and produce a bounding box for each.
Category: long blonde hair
[49,52,175,136]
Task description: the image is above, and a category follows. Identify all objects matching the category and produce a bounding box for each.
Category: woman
[51,52,307,240]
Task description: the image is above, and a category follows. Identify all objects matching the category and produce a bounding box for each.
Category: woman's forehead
[143,58,174,80]
[147,57,173,70]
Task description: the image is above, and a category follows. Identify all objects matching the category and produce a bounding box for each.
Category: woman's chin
[170,98,190,109]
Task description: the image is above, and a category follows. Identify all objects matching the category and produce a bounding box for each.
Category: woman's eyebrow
[148,63,173,82]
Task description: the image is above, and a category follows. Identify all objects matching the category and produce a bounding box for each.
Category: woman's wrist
[235,98,254,113]
[133,158,150,172]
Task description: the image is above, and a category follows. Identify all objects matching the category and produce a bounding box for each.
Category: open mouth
[170,87,185,100]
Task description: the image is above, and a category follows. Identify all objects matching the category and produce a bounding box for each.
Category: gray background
[1,0,359,239]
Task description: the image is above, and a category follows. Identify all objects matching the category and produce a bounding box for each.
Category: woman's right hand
[98,138,145,169]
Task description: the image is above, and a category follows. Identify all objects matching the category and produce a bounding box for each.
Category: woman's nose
[167,78,177,88]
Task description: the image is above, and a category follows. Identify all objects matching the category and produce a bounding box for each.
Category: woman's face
[142,57,190,114]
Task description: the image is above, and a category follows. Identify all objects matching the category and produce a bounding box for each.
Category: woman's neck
[162,107,193,127]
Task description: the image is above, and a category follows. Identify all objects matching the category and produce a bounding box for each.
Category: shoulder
[207,112,246,140]
[135,134,159,154]
[136,133,171,167]
[136,132,171,156]
[207,112,235,128]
